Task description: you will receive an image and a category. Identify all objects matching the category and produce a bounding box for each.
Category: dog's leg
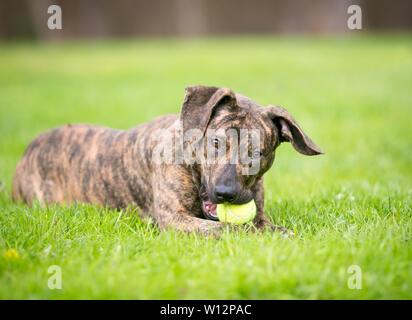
[252,177,294,236]
[251,177,274,230]
[153,211,226,236]
[151,165,230,237]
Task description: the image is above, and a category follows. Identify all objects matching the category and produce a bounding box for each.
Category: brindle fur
[12,86,323,237]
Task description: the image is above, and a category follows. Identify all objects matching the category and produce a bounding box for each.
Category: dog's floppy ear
[262,105,324,155]
[180,85,237,136]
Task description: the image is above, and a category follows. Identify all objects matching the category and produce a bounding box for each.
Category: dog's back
[12,114,178,209]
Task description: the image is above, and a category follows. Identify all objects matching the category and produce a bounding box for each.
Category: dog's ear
[262,105,324,155]
[180,86,237,136]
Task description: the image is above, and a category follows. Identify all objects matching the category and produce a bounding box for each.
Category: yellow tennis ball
[217,199,257,224]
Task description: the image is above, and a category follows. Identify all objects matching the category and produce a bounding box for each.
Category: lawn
[0,34,411,299]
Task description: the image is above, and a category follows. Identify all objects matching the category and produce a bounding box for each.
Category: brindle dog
[12,86,323,236]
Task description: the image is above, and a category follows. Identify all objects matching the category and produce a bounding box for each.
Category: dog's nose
[215,185,237,203]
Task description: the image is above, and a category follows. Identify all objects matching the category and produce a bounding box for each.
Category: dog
[12,86,323,236]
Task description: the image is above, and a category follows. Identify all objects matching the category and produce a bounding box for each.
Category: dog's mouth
[199,186,219,221]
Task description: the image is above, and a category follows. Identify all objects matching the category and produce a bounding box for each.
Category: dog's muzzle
[199,185,218,221]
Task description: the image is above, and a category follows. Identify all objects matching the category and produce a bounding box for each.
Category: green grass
[0,34,411,299]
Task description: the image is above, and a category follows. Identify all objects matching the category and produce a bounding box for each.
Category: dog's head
[180,85,323,220]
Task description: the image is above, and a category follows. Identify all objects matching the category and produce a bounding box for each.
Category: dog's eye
[252,150,262,158]
[213,138,219,149]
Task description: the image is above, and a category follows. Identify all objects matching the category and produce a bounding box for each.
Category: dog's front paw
[273,225,295,237]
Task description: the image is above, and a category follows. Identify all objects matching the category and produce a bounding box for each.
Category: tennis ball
[216,199,256,224]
